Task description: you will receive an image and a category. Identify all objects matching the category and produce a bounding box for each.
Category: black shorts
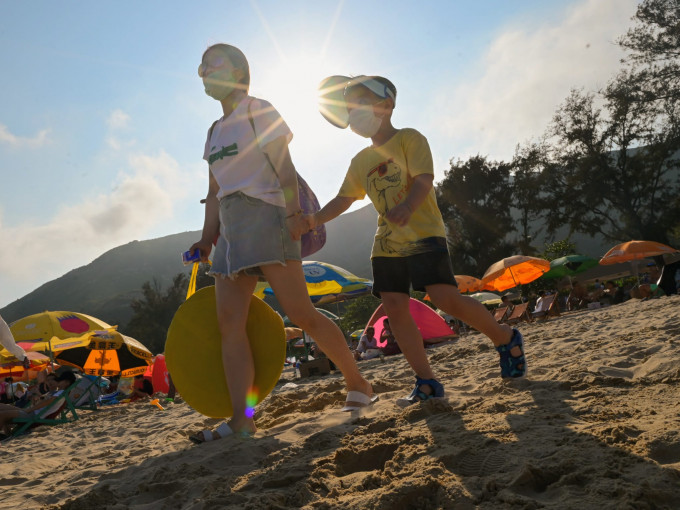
[371,245,457,296]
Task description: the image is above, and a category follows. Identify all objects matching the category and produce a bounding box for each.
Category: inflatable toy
[165,286,285,418]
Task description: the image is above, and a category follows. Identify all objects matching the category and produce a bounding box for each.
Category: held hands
[286,213,311,241]
[384,201,414,227]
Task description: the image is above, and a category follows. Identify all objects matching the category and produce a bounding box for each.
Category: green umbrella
[541,254,599,280]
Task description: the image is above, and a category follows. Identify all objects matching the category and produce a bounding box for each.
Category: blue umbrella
[256,261,373,305]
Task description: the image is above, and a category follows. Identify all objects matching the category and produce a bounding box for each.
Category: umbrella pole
[47,337,54,367]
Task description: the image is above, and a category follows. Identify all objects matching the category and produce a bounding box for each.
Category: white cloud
[107,109,131,130]
[0,150,201,307]
[431,0,638,161]
[0,123,51,148]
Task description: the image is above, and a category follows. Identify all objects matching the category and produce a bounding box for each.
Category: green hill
[0,205,378,328]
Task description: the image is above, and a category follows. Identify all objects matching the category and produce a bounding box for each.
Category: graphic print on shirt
[208,142,239,165]
[366,158,408,254]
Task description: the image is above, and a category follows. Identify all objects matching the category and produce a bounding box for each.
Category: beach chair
[493,306,510,323]
[71,375,102,411]
[532,294,560,320]
[9,380,80,437]
[505,302,532,324]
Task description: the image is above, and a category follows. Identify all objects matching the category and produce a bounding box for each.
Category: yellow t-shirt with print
[338,128,447,258]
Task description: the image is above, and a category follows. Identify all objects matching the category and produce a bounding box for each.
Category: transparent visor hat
[317,75,395,128]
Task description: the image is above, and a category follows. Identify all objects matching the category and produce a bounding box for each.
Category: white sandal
[341,390,379,412]
[190,422,234,444]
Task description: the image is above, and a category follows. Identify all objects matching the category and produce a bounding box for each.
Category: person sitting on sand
[567,281,590,310]
[601,280,625,305]
[0,371,76,437]
[355,326,381,360]
[129,374,154,401]
[380,319,402,356]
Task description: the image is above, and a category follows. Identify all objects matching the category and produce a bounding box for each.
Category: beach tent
[365,298,456,347]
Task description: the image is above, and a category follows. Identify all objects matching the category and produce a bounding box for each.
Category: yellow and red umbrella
[9,311,115,354]
[481,255,551,292]
[55,329,151,378]
[599,240,678,265]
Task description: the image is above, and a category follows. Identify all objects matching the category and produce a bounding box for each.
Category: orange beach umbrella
[55,329,151,378]
[454,275,482,293]
[481,255,551,292]
[599,240,678,265]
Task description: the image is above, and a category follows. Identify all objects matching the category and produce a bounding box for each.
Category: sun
[256,53,338,146]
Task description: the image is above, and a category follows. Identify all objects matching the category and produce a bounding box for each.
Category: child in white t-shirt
[188,45,374,443]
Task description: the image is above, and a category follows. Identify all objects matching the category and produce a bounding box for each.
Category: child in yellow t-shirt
[309,75,527,406]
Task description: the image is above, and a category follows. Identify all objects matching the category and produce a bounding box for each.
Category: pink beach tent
[366,298,456,347]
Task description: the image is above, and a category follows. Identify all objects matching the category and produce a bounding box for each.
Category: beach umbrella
[599,240,679,265]
[349,329,364,341]
[9,311,115,363]
[257,261,373,305]
[481,255,551,292]
[55,329,151,378]
[0,351,50,378]
[282,308,339,327]
[541,254,600,280]
[454,275,482,293]
[468,292,503,305]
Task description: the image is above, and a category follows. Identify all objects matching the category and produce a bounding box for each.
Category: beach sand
[2,295,679,509]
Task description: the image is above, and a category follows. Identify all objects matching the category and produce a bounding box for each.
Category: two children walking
[189,45,526,442]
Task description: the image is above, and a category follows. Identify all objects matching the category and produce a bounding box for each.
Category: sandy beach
[2,295,680,509]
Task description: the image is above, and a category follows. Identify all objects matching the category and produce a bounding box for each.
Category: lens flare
[245,388,259,418]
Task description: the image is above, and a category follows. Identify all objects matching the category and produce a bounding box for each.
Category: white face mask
[203,68,237,101]
[348,108,382,138]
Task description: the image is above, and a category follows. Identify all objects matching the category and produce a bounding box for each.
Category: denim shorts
[209,192,301,279]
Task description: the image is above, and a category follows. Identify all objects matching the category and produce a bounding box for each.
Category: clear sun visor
[318,75,351,128]
[318,75,395,129]
[345,76,395,101]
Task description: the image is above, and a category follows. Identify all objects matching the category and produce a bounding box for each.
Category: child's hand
[286,215,309,241]
[302,213,316,231]
[385,202,413,227]
[189,240,213,263]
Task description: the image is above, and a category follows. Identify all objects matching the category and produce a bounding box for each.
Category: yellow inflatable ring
[165,286,285,418]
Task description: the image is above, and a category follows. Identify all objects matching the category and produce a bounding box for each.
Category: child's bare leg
[214,274,259,436]
[263,261,372,397]
[380,292,435,381]
[427,284,521,358]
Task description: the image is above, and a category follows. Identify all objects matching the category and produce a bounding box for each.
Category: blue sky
[0,0,638,308]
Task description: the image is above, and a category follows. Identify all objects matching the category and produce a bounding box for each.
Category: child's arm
[308,195,356,228]
[385,173,434,227]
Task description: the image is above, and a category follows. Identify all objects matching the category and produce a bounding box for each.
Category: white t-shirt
[0,313,27,361]
[535,296,548,313]
[203,96,293,207]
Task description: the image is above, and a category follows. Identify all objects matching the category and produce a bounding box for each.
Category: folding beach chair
[505,302,532,324]
[9,380,80,437]
[71,375,102,411]
[532,294,560,320]
[493,306,510,323]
